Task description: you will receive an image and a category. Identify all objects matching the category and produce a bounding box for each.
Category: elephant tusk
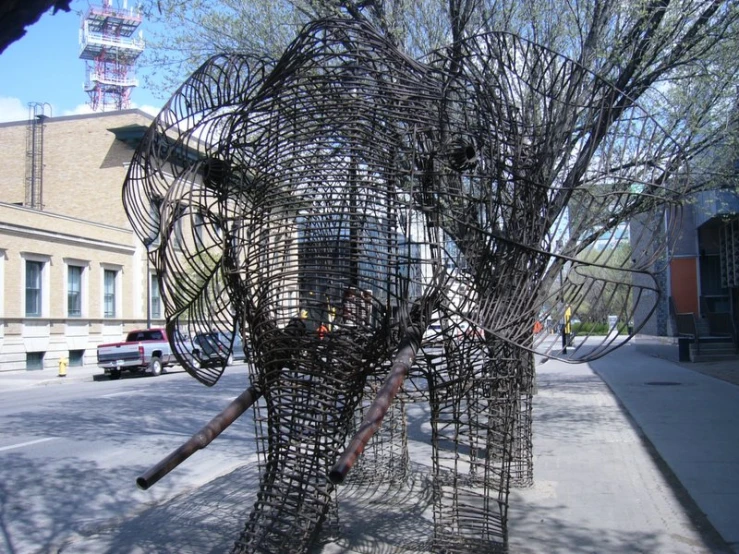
[328,334,421,485]
[136,386,261,490]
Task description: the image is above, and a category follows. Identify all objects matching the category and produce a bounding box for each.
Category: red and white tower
[79,0,144,112]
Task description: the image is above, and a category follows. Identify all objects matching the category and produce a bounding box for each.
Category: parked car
[190,331,247,367]
[422,322,444,346]
[97,328,175,379]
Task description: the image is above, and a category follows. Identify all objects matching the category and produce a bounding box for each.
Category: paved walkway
[509,339,736,554]
[589,337,739,553]
[632,335,739,387]
[0,363,185,391]
[2,337,737,553]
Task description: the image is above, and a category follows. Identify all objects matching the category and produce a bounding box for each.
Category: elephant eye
[202,157,232,190]
[446,138,478,172]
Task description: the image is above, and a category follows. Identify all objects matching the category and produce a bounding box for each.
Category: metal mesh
[123,17,685,554]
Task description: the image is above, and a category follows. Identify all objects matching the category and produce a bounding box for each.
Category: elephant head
[124,17,684,554]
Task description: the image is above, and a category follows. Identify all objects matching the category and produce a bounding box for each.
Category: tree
[569,242,633,323]
[139,0,457,95]
[141,1,739,181]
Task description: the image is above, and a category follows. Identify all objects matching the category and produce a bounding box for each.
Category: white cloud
[0,97,30,123]
[0,98,163,123]
[61,103,94,117]
[131,103,162,117]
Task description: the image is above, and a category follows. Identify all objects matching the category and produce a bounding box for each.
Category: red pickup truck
[97,328,176,380]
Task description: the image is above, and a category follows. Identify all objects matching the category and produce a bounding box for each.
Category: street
[0,365,257,554]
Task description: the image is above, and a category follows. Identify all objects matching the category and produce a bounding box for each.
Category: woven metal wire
[123,17,685,554]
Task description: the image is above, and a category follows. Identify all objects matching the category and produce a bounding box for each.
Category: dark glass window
[68,266,82,317]
[69,349,85,367]
[150,274,161,319]
[25,260,43,316]
[26,351,44,370]
[104,269,117,317]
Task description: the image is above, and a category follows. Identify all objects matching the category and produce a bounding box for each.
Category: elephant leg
[342,370,409,487]
[428,350,519,552]
[510,349,535,489]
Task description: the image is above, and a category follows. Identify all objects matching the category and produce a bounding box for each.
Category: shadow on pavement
[5,355,732,554]
[0,370,255,554]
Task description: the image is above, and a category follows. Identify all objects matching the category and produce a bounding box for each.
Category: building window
[148,197,162,247]
[104,269,117,318]
[25,260,43,316]
[68,266,82,317]
[150,273,162,319]
[174,217,184,250]
[193,212,204,247]
[26,351,44,370]
[69,349,85,367]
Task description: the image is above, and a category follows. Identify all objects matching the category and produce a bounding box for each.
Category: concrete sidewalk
[507,341,735,554]
[589,338,739,553]
[0,363,194,391]
[0,363,103,390]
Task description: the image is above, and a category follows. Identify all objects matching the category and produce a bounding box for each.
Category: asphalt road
[0,365,257,554]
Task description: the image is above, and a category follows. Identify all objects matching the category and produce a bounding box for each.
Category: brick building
[633,189,739,358]
[0,109,163,371]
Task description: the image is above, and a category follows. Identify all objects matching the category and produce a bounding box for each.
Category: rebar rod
[136,386,261,490]
[329,335,420,485]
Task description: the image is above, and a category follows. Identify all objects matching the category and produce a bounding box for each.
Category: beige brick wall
[43,112,151,227]
[0,204,139,319]
[0,110,152,226]
[0,110,160,371]
[0,123,27,205]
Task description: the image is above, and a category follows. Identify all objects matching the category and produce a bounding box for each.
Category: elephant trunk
[329,334,421,484]
[232,352,368,554]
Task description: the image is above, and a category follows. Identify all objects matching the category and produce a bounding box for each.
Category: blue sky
[0,0,164,123]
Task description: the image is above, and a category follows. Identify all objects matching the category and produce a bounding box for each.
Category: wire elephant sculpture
[124,17,685,554]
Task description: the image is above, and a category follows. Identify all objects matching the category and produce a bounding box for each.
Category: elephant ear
[123,53,270,386]
[421,31,687,362]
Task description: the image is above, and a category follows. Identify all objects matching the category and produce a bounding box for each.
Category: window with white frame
[67,265,83,317]
[150,273,162,319]
[25,259,44,317]
[64,259,89,318]
[103,268,118,318]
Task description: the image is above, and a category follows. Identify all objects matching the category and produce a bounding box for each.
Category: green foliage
[568,243,633,322]
[139,0,739,345]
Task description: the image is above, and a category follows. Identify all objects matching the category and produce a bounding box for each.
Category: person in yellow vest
[562,304,572,353]
[328,305,336,331]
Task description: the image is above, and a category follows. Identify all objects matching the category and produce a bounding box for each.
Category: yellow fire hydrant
[58,357,68,378]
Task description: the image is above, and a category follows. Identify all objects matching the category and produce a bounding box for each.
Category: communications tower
[79,0,144,112]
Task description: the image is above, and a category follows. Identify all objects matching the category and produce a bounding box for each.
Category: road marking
[99,391,137,398]
[0,437,57,452]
